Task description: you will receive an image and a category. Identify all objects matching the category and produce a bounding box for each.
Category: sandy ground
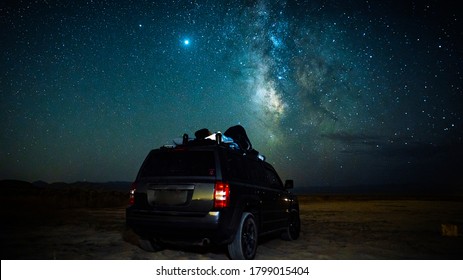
[1,199,462,260]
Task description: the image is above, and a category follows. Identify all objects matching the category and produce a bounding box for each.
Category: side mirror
[284,179,294,189]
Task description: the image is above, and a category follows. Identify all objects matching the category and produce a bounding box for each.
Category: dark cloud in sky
[1,0,462,193]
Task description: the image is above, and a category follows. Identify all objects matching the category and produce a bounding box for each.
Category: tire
[228,212,258,260]
[281,210,301,241]
[139,238,163,252]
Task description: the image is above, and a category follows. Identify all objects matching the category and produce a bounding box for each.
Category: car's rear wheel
[139,238,163,252]
[281,210,301,241]
[228,212,258,260]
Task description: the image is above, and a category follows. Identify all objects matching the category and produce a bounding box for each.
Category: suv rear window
[139,150,216,177]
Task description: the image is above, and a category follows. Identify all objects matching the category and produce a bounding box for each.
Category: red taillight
[214,181,230,208]
[129,182,136,206]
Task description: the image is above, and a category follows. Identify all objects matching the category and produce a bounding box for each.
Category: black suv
[126,128,300,259]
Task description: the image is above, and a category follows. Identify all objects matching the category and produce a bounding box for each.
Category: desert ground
[1,181,462,260]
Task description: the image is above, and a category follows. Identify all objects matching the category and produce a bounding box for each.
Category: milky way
[1,0,462,191]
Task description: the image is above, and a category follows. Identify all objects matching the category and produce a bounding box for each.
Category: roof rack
[165,130,266,161]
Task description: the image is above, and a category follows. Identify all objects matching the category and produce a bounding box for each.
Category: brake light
[214,181,230,208]
[129,182,136,205]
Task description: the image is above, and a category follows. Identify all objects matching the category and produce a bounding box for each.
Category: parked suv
[126,134,300,259]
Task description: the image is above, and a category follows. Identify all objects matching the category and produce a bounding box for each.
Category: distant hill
[32,181,132,192]
[296,183,463,198]
[0,180,130,208]
[1,179,131,192]
[0,180,40,195]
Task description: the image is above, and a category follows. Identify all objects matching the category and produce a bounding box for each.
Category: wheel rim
[241,217,257,258]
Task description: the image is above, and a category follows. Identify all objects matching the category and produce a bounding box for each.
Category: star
[0,0,460,190]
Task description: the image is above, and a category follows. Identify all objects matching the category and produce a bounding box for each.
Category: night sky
[1,0,462,191]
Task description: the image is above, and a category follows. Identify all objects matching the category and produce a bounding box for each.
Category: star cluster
[1,0,462,191]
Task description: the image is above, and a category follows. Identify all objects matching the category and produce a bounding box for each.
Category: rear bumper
[126,207,234,245]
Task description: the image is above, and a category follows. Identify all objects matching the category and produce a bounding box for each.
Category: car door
[263,165,288,230]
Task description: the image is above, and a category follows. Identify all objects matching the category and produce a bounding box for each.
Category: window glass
[227,153,249,181]
[265,167,283,189]
[140,151,215,177]
[248,160,266,185]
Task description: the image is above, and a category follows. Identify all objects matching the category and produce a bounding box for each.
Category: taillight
[129,182,136,205]
[214,181,230,208]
